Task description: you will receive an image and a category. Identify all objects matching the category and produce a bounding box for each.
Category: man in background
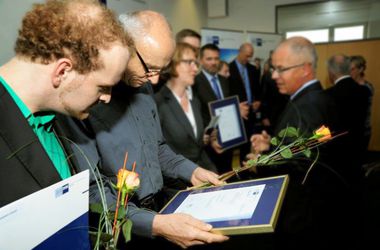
[154,28,202,93]
[193,44,233,173]
[229,43,261,160]
[176,28,202,50]
[326,54,369,180]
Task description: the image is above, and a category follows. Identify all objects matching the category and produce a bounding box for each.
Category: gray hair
[328,54,351,76]
[118,11,171,41]
[286,37,318,72]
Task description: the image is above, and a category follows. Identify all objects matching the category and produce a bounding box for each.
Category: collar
[334,75,351,85]
[0,75,31,119]
[28,112,56,132]
[0,76,55,132]
[202,69,218,83]
[234,60,246,72]
[170,86,193,102]
[290,79,318,100]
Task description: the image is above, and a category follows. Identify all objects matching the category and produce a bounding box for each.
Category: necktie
[241,66,253,104]
[211,76,222,99]
[180,94,189,113]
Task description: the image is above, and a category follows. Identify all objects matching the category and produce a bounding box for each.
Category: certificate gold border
[160,175,289,235]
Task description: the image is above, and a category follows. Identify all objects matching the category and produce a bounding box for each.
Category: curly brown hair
[15,0,133,74]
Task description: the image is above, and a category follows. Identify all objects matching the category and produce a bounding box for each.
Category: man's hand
[203,133,210,145]
[239,101,249,120]
[252,100,261,111]
[152,213,229,248]
[262,118,271,127]
[210,129,224,154]
[250,130,271,154]
[190,167,223,186]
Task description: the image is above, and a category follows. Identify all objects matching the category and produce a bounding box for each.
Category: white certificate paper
[215,104,242,143]
[174,184,265,222]
[0,170,89,250]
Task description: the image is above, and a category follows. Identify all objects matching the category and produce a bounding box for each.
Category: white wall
[0,0,207,64]
[0,0,316,65]
[147,0,206,34]
[206,0,315,33]
[107,0,206,34]
[0,0,43,64]
[107,0,148,14]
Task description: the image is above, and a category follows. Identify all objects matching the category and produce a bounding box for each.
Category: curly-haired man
[0,0,132,207]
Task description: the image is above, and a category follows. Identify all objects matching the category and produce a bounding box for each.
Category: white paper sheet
[174,184,265,222]
[215,104,241,143]
[0,170,89,250]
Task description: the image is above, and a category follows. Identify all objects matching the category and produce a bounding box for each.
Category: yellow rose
[125,171,140,192]
[116,169,140,192]
[116,169,129,189]
[314,125,331,142]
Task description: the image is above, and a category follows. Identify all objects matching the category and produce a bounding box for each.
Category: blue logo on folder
[55,184,69,198]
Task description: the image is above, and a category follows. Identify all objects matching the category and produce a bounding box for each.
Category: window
[286,29,329,43]
[333,25,364,42]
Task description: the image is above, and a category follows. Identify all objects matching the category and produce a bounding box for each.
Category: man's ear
[303,63,313,78]
[52,58,73,87]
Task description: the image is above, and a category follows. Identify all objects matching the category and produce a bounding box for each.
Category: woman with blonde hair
[155,43,217,192]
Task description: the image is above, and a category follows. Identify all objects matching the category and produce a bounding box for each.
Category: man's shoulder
[294,84,332,107]
[154,85,170,105]
[194,73,209,92]
[328,77,363,97]
[218,74,228,83]
[91,91,156,121]
[194,72,207,82]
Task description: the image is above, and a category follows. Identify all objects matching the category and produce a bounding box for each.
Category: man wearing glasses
[249,36,350,249]
[58,10,228,249]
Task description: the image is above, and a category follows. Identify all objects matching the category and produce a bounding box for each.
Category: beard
[59,81,91,120]
[60,94,89,120]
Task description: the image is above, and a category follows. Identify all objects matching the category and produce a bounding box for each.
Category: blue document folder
[160,175,289,235]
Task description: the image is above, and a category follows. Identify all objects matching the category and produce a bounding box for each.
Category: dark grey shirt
[58,83,197,238]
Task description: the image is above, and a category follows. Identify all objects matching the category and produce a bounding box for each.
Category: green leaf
[246,159,257,167]
[278,127,299,138]
[257,154,270,164]
[122,220,133,244]
[280,147,293,159]
[303,148,312,158]
[89,231,113,243]
[89,203,104,214]
[270,137,279,146]
[117,206,126,220]
[110,182,117,190]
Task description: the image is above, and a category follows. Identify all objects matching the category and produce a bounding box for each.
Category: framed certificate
[208,95,247,150]
[160,175,289,235]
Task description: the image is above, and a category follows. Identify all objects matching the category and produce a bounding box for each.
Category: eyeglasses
[135,49,161,78]
[180,59,199,67]
[271,63,305,74]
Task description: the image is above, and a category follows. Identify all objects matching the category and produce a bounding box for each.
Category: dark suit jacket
[229,60,262,140]
[326,76,368,150]
[0,84,75,207]
[154,85,216,173]
[228,60,261,103]
[274,81,338,135]
[193,72,230,125]
[257,81,351,249]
